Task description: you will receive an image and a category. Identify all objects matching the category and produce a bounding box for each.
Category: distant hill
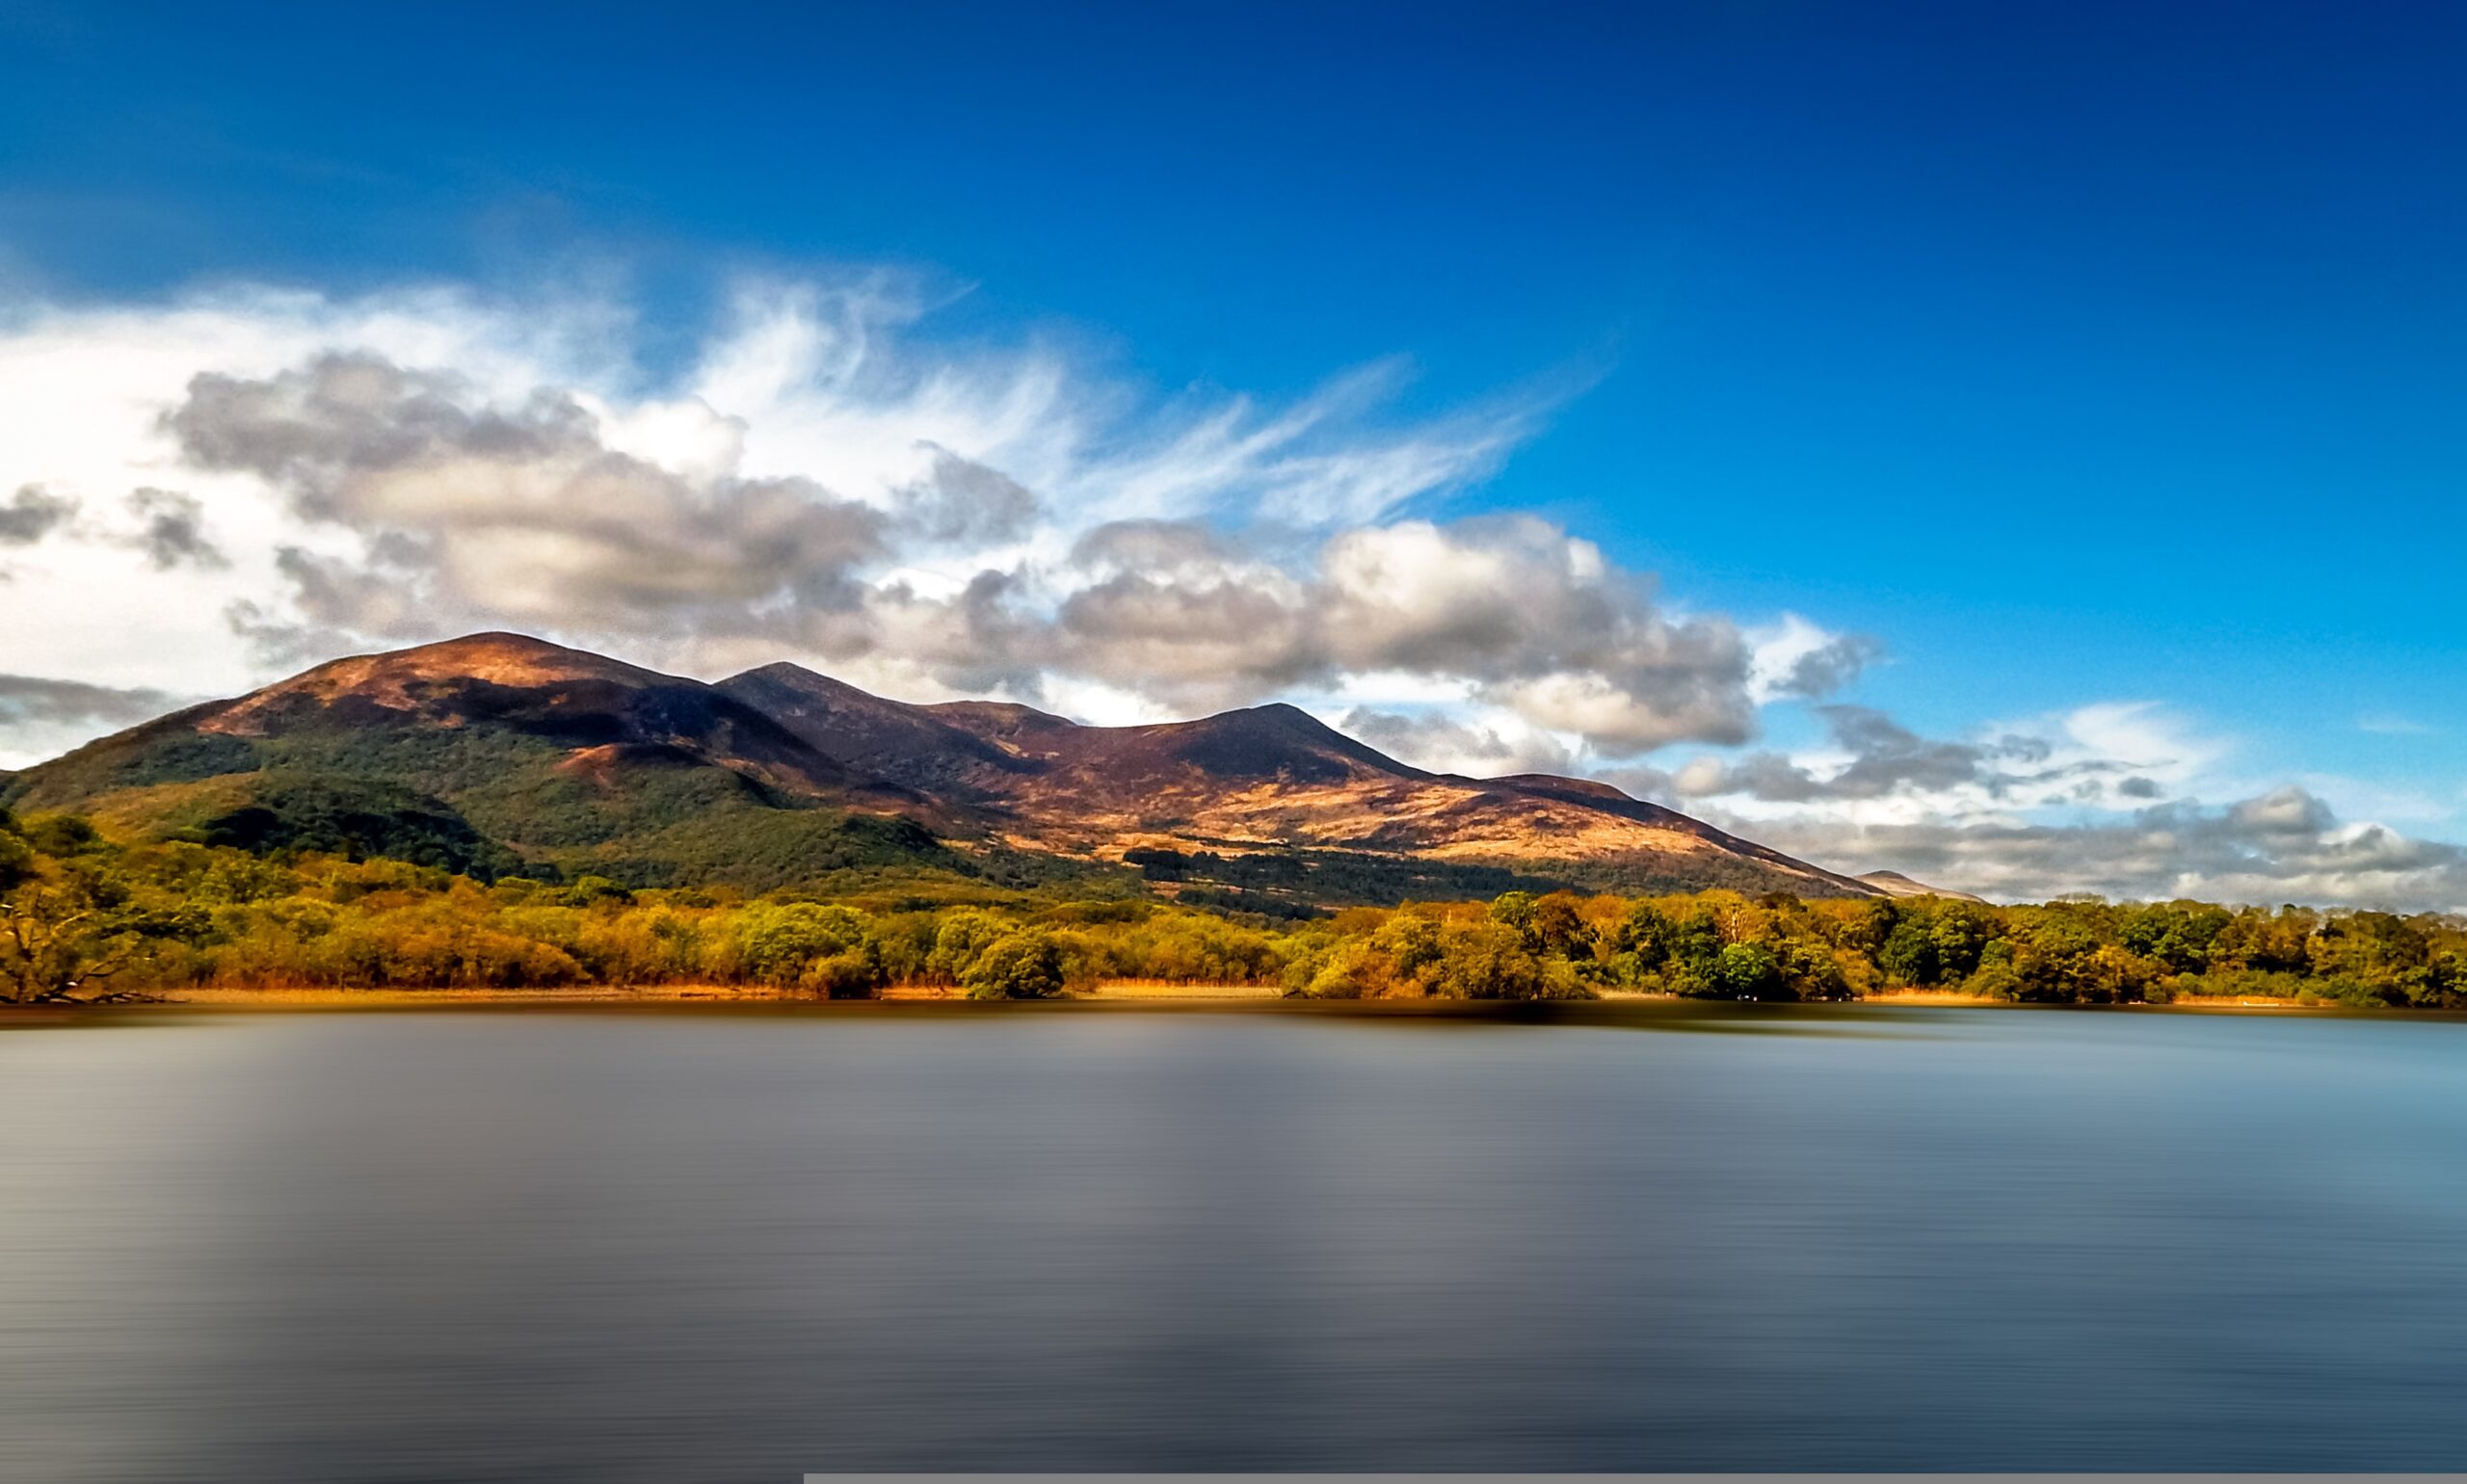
[4,633,1882,904]
[1857,869,1988,904]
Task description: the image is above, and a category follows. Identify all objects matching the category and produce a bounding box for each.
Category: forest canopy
[3,807,2462,1008]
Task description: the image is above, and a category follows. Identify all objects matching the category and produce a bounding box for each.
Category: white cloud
[1337,704,1579,777]
[2358,712,2437,736]
[1726,789,2467,913]
[1746,613,1883,702]
[5,270,2451,911]
[3,277,1865,760]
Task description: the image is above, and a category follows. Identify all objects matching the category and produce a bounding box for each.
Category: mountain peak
[1144,701,1423,785]
[339,631,663,684]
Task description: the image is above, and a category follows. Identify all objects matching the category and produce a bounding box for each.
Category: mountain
[718,663,1876,900]
[1857,869,1989,904]
[4,633,1881,904]
[2,634,953,888]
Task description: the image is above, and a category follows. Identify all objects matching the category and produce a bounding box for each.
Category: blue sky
[3,1,2463,903]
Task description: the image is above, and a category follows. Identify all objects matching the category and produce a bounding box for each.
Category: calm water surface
[3,1003,2466,1479]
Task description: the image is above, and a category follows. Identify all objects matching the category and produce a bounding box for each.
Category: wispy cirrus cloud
[2358,712,2437,736]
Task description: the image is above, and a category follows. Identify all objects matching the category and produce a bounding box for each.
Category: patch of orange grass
[1075,980,1285,999]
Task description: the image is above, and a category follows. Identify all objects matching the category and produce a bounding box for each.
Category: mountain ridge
[5,633,1882,903]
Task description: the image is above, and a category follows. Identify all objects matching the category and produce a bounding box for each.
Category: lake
[4,1002,2466,1478]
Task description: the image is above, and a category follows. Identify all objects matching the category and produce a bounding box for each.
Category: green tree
[927,909,1011,983]
[1878,918,1940,985]
[961,930,1067,999]
[1486,891,1540,946]
[1,850,208,1003]
[1369,912,1444,981]
[1421,919,1583,999]
[1529,891,1598,962]
[729,902,878,994]
[1928,903,1995,979]
[1711,941,1785,998]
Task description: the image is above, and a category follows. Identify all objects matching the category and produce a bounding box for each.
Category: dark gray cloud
[167,352,887,645]
[1053,520,1320,698]
[1679,704,2125,804]
[0,485,76,545]
[123,488,227,570]
[167,354,591,498]
[893,449,1039,544]
[788,512,1771,753]
[1768,632,1884,699]
[1042,515,1762,750]
[849,569,1049,696]
[0,674,182,729]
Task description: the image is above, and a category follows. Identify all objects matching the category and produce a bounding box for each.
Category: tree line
[5,806,2463,1007]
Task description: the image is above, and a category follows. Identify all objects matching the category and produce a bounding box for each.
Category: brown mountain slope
[718,662,1879,899]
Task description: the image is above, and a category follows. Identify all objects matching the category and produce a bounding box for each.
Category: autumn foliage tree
[0,810,206,1003]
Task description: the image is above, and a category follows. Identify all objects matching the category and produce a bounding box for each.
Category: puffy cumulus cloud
[121,488,226,570]
[891,449,1040,545]
[1747,614,1884,702]
[1728,787,2467,913]
[1321,520,1759,750]
[8,274,1791,771]
[0,275,1547,697]
[139,317,1812,751]
[1671,702,2215,816]
[0,485,76,546]
[1647,699,2467,911]
[1049,521,1317,702]
[1338,707,1580,778]
[1039,515,1776,749]
[166,352,889,651]
[1676,705,2054,804]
